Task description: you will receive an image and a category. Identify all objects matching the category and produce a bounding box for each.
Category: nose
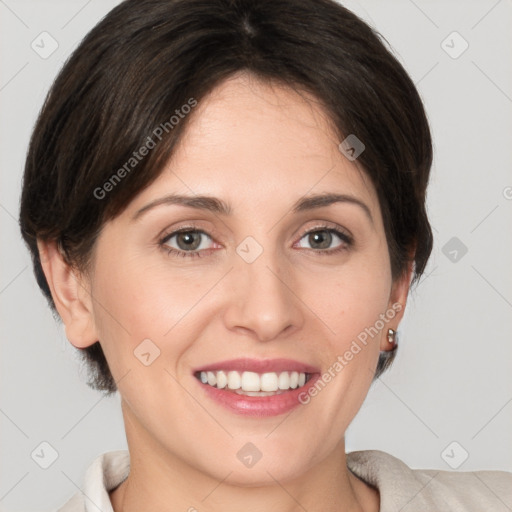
[222,247,304,343]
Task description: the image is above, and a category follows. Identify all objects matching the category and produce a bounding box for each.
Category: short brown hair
[19,0,433,394]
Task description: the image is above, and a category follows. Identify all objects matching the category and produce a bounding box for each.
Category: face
[48,72,409,485]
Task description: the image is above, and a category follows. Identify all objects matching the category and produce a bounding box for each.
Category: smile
[193,358,320,416]
[195,370,312,395]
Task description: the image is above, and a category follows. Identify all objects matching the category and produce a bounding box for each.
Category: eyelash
[158,224,354,259]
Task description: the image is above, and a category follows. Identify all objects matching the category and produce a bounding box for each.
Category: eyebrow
[132,192,373,223]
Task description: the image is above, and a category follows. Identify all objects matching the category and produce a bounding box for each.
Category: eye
[159,224,353,259]
[295,226,353,254]
[160,228,215,258]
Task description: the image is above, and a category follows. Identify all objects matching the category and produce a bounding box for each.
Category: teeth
[207,371,216,387]
[261,372,278,392]
[198,370,309,392]
[234,389,286,396]
[278,371,290,390]
[227,370,241,390]
[241,371,260,391]
[216,370,227,389]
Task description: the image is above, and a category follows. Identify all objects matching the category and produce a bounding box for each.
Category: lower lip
[195,374,321,417]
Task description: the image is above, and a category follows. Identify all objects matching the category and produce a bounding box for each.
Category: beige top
[57,449,512,511]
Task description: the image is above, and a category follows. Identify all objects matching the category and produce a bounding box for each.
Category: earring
[377,330,399,376]
[387,328,397,345]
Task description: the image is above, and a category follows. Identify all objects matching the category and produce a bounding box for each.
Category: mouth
[194,369,313,396]
[192,358,320,416]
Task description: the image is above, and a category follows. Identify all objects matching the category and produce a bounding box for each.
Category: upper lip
[193,358,320,374]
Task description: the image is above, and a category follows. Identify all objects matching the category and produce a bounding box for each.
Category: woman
[18,0,511,511]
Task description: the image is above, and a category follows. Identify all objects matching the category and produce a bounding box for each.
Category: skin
[39,72,412,512]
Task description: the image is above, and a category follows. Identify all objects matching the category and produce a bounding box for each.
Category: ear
[37,239,98,349]
[380,261,414,352]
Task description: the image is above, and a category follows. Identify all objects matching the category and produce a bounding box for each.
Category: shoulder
[56,450,130,512]
[346,449,512,512]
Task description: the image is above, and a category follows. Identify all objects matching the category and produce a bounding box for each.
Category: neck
[110,404,379,512]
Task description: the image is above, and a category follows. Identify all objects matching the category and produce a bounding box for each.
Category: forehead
[127,73,379,217]
[179,73,342,171]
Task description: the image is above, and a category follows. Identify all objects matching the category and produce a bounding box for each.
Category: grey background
[1,0,511,510]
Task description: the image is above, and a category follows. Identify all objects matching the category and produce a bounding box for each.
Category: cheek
[308,251,392,348]
[89,252,208,371]
[299,254,392,417]
[298,249,392,421]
